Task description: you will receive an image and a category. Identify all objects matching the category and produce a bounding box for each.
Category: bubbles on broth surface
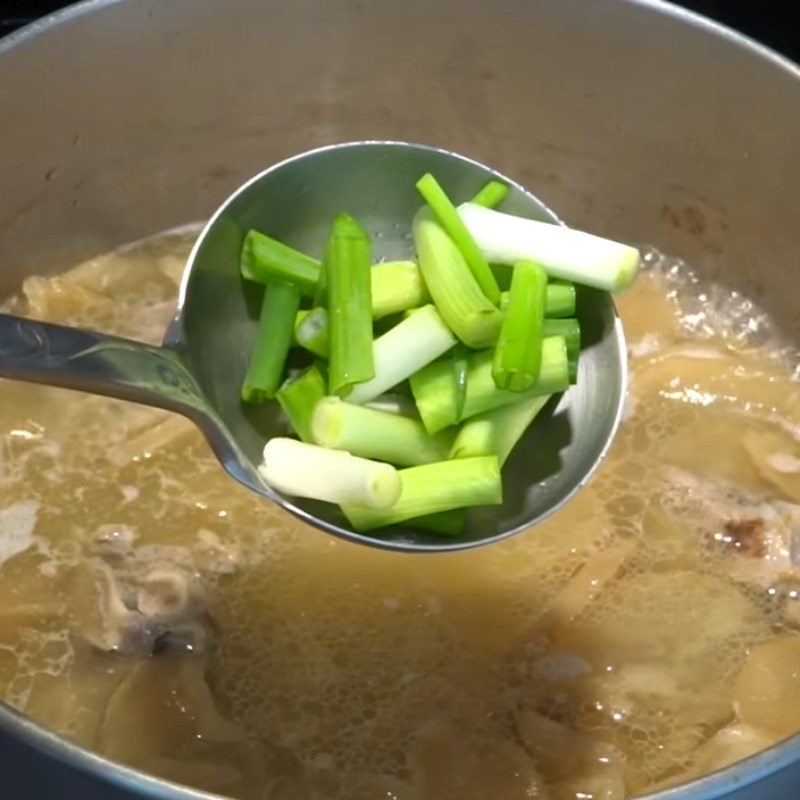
[0,233,799,799]
[641,244,799,368]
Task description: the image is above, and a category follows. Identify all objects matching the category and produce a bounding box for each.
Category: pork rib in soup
[0,231,799,799]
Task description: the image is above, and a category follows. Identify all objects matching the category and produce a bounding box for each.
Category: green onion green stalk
[413,208,503,348]
[410,336,569,433]
[470,180,510,209]
[416,173,501,304]
[342,455,502,531]
[276,365,327,442]
[543,318,580,383]
[326,213,374,396]
[450,394,550,464]
[241,281,301,404]
[492,261,547,391]
[409,509,468,536]
[240,230,320,296]
[312,396,453,466]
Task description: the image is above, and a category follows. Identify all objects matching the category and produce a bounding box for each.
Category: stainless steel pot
[1,1,800,798]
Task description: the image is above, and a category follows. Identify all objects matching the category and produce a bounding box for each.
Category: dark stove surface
[0,0,64,35]
[1,0,800,61]
[1,0,799,60]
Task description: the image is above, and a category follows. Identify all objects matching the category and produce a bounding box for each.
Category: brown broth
[0,231,799,799]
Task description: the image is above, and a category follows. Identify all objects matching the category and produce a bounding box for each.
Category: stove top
[1,0,799,61]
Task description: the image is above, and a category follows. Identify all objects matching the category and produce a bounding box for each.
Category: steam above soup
[0,230,798,799]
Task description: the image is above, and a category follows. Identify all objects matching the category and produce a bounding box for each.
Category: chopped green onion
[451,345,469,422]
[459,203,641,292]
[543,318,581,383]
[295,261,430,358]
[275,366,326,442]
[365,394,419,416]
[372,261,430,318]
[543,318,580,354]
[545,281,576,318]
[470,180,510,209]
[241,281,301,404]
[413,208,503,348]
[312,396,452,466]
[416,174,501,304]
[295,308,329,358]
[503,283,577,318]
[314,238,331,307]
[346,304,457,405]
[407,353,460,434]
[491,303,580,382]
[239,168,638,538]
[342,456,502,531]
[327,214,374,396]
[492,261,547,391]
[410,336,569,433]
[411,509,468,536]
[240,230,320,295]
[491,264,513,292]
[296,303,459,367]
[243,232,428,319]
[450,394,550,464]
[259,438,401,509]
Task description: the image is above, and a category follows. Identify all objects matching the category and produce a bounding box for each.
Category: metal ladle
[0,141,627,552]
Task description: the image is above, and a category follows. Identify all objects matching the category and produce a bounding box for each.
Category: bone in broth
[1,229,800,799]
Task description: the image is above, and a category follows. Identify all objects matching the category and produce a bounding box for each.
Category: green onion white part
[346,304,457,405]
[458,202,641,292]
[259,437,401,509]
[342,455,502,531]
[312,396,452,466]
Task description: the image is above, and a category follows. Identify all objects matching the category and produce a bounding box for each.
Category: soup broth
[1,232,799,799]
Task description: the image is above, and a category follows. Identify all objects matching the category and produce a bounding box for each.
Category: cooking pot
[2,0,800,797]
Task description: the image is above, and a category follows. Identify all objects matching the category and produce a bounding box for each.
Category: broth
[1,231,799,799]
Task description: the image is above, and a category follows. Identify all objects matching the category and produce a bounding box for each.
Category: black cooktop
[1,0,799,61]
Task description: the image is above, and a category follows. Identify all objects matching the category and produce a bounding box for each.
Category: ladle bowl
[0,140,627,552]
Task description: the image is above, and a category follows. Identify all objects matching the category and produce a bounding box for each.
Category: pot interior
[1,2,800,800]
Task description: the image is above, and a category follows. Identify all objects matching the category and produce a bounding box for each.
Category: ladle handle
[0,313,208,418]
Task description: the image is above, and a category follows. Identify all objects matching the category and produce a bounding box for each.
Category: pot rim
[1,1,800,798]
